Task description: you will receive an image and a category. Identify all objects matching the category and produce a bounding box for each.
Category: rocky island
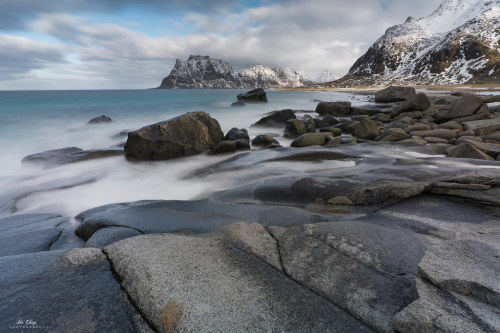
[1,85,499,332]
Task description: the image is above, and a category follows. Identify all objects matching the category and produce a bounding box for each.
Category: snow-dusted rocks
[157,55,312,89]
[337,0,500,86]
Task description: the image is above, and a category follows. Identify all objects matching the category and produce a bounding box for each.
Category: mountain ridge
[334,0,499,86]
[157,55,313,89]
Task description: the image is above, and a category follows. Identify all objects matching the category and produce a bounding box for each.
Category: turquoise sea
[0,89,369,218]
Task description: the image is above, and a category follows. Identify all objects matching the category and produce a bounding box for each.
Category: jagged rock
[252,135,279,147]
[158,55,311,89]
[254,109,295,127]
[124,112,224,161]
[435,95,483,122]
[291,133,328,147]
[446,142,494,160]
[409,129,458,140]
[378,128,410,141]
[237,88,268,103]
[453,138,500,158]
[88,115,112,124]
[210,140,237,155]
[315,102,351,116]
[322,114,341,125]
[375,86,416,103]
[391,92,431,117]
[337,1,500,86]
[351,119,380,140]
[225,128,249,141]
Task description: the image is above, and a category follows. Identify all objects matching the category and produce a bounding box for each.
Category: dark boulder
[237,88,268,103]
[124,112,224,161]
[210,140,237,154]
[225,128,249,141]
[254,109,296,127]
[234,139,251,150]
[251,135,279,146]
[322,114,341,126]
[375,86,416,103]
[391,92,431,118]
[316,102,351,116]
[88,115,112,124]
[313,118,328,129]
[351,119,380,140]
[284,119,315,139]
[231,100,246,107]
[435,95,483,122]
[291,133,328,147]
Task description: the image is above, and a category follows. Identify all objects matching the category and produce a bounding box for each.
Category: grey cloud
[0,0,245,29]
[0,35,65,79]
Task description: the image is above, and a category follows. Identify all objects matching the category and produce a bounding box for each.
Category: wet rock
[284,118,315,139]
[385,116,416,130]
[225,128,249,141]
[375,86,416,103]
[236,88,268,103]
[484,131,500,142]
[315,101,351,116]
[0,214,69,257]
[251,135,279,146]
[438,120,463,131]
[393,111,423,120]
[377,128,410,142]
[446,142,494,160]
[0,249,152,332]
[254,109,295,127]
[234,139,251,150]
[210,140,237,155]
[84,226,142,248]
[88,115,112,124]
[409,129,458,140]
[319,127,342,136]
[404,124,432,133]
[435,95,483,122]
[231,100,245,106]
[424,137,449,144]
[323,136,342,147]
[351,119,380,140]
[391,92,431,117]
[124,112,224,161]
[322,114,341,126]
[313,118,328,129]
[291,133,328,147]
[22,147,122,167]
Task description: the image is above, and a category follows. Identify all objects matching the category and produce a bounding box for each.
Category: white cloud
[0,0,442,89]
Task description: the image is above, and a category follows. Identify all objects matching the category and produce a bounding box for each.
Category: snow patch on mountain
[338,0,500,86]
[158,55,312,89]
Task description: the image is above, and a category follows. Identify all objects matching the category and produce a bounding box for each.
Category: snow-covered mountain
[157,55,312,89]
[336,0,500,86]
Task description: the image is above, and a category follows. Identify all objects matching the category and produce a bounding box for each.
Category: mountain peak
[337,0,499,86]
[157,55,312,89]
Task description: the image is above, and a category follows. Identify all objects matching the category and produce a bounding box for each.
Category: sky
[0,0,441,90]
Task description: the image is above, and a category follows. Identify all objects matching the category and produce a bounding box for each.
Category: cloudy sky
[0,0,441,90]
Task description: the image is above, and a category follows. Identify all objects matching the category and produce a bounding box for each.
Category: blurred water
[0,89,370,217]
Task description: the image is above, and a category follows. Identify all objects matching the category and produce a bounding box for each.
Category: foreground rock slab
[105,231,371,333]
[0,249,152,332]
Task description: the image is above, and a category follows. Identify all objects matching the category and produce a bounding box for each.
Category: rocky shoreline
[1,86,499,332]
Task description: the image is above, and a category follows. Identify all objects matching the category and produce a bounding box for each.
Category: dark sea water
[0,89,370,218]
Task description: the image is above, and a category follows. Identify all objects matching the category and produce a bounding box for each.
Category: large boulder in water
[124,112,224,161]
[375,86,416,103]
[237,88,268,103]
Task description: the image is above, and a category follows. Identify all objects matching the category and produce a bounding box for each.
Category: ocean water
[0,89,369,218]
